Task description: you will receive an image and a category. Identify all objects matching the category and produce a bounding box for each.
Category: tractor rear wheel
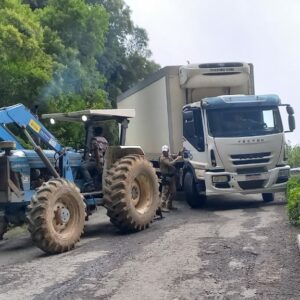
[27,178,86,254]
[0,215,8,240]
[104,155,159,232]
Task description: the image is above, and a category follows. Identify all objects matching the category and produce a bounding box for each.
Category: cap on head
[161,145,169,152]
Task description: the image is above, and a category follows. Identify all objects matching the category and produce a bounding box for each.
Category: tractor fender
[102,146,145,187]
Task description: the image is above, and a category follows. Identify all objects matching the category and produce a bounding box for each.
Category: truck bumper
[203,166,290,196]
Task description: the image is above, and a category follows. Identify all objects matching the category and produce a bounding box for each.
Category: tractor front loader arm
[0,104,63,153]
[0,104,64,178]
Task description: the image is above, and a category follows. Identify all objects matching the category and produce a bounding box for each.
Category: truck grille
[238,180,265,190]
[231,152,271,165]
[237,167,267,174]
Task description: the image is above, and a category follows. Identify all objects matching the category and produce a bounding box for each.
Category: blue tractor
[0,104,159,253]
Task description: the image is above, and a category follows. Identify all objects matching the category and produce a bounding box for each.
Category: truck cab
[182,94,295,206]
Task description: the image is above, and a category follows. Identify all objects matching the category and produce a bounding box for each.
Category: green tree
[22,0,160,104]
[287,144,300,168]
[36,0,109,105]
[0,0,53,107]
[34,0,111,146]
[87,0,160,104]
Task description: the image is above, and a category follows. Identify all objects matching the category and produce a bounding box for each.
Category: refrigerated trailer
[117,62,295,207]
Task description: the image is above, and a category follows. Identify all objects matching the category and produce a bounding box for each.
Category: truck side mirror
[288,115,295,132]
[183,110,196,138]
[286,105,294,115]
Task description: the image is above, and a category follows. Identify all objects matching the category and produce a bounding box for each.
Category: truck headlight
[212,175,229,183]
[278,169,289,178]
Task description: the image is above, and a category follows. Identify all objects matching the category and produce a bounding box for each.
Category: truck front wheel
[184,172,206,208]
[262,193,275,202]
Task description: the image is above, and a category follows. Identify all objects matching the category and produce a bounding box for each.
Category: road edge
[297,234,300,252]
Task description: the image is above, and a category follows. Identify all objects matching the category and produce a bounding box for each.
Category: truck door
[183,107,205,154]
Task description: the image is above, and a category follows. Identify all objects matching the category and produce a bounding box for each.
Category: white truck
[117,62,295,207]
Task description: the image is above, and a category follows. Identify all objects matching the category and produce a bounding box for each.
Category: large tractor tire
[0,215,8,240]
[184,172,207,208]
[104,155,159,232]
[27,178,86,254]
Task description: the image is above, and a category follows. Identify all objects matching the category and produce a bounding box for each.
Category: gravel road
[0,193,299,300]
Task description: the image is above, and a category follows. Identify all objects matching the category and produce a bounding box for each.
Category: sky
[125,0,299,145]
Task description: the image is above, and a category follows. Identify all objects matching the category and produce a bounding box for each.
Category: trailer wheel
[184,172,207,208]
[262,193,275,202]
[27,179,86,254]
[0,215,8,240]
[104,155,159,232]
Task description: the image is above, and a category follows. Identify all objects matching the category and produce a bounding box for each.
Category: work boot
[169,206,178,211]
[167,203,178,210]
[161,207,170,213]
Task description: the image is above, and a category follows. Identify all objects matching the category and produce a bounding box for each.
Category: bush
[287,176,300,225]
[287,144,300,168]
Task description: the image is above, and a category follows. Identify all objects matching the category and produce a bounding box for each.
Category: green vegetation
[0,0,160,146]
[0,0,53,107]
[287,144,300,168]
[287,176,300,225]
[286,145,300,225]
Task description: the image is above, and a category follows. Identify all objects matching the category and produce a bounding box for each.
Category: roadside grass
[287,175,300,225]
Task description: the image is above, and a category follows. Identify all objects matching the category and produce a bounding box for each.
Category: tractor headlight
[81,115,88,122]
[212,175,229,183]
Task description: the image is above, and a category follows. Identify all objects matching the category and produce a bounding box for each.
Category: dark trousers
[161,176,176,209]
[80,160,97,183]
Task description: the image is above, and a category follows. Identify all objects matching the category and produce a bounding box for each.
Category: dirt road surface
[0,193,299,300]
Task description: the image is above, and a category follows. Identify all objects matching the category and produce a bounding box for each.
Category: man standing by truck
[159,145,182,212]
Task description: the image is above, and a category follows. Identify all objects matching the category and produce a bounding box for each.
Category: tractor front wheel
[27,179,86,254]
[104,155,159,232]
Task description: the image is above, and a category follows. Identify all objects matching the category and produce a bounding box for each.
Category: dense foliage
[287,144,300,168]
[287,176,300,225]
[286,144,300,225]
[0,0,53,107]
[0,0,160,146]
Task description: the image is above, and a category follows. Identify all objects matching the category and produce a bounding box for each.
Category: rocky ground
[0,193,299,300]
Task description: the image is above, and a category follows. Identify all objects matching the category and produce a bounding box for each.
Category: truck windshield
[207,106,283,137]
